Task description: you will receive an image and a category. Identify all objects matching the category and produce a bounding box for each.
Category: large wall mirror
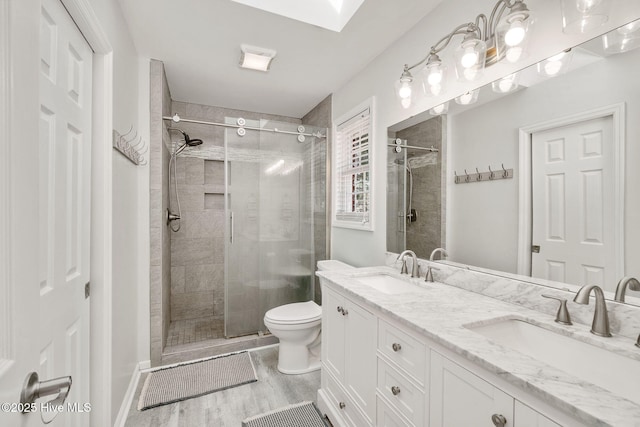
[387,20,640,305]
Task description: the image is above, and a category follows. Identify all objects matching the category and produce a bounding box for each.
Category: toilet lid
[265,301,322,324]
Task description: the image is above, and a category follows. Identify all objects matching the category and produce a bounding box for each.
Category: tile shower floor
[163,317,278,365]
[166,316,224,347]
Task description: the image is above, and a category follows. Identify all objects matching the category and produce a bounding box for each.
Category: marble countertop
[317,266,640,427]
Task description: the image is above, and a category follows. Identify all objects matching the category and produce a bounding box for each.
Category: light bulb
[575,0,602,13]
[506,47,523,62]
[398,81,412,99]
[459,93,473,104]
[429,102,449,115]
[427,67,443,86]
[499,79,514,92]
[505,20,526,46]
[401,98,411,109]
[544,60,563,75]
[427,84,442,96]
[460,47,479,68]
[463,67,478,81]
[455,90,478,105]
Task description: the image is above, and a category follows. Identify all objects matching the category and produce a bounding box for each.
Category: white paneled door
[531,116,614,288]
[0,0,92,425]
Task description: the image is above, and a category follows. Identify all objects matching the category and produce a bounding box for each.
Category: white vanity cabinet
[430,350,513,427]
[318,280,578,427]
[320,285,377,426]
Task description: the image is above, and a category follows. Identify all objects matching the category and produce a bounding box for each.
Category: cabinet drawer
[377,396,412,427]
[377,359,425,427]
[325,371,372,427]
[378,319,426,386]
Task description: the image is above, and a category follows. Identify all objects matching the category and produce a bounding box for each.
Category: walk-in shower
[387,116,445,260]
[160,112,328,361]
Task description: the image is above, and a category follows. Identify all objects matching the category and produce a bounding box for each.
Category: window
[334,98,374,230]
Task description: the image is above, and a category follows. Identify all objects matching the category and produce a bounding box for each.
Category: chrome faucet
[429,247,448,261]
[397,250,419,278]
[614,277,640,303]
[573,285,612,337]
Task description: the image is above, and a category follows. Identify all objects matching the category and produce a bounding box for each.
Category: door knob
[20,372,72,424]
[492,414,507,427]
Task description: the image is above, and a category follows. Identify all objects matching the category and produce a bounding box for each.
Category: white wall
[331,0,640,267]
[448,48,640,279]
[81,0,145,423]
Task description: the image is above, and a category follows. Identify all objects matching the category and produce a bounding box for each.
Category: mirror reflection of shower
[166,128,204,232]
[387,115,445,259]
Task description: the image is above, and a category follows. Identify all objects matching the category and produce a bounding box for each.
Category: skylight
[230,0,366,32]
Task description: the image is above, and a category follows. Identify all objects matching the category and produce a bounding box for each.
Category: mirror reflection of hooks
[488,165,494,180]
[502,163,508,178]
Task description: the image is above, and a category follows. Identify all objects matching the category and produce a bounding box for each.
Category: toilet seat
[265,301,322,325]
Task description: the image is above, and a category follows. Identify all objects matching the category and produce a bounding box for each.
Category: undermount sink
[355,274,422,295]
[466,318,640,405]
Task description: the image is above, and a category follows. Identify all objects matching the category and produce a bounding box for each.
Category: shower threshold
[162,324,277,365]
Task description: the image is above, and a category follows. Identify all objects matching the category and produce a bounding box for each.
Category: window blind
[335,107,371,225]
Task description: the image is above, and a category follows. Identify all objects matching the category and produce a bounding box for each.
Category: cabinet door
[344,299,377,423]
[322,287,346,381]
[430,350,514,427]
[514,401,561,427]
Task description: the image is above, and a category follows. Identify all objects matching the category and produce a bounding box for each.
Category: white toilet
[264,259,354,374]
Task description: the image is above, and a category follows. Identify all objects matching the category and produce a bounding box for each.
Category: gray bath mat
[138,351,257,410]
[242,401,328,427]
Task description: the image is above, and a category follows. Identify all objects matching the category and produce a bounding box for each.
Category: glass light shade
[536,50,573,77]
[454,37,486,81]
[603,19,640,54]
[491,73,519,93]
[394,77,414,109]
[496,10,534,64]
[561,0,611,34]
[429,102,449,116]
[420,61,447,97]
[454,89,479,105]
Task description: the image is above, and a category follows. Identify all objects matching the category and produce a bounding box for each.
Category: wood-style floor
[124,345,321,426]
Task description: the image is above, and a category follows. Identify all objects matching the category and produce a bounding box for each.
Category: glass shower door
[224,118,324,338]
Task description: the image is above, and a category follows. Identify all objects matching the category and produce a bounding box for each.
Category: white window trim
[333,97,375,231]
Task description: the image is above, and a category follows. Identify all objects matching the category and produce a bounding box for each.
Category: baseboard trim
[113,360,148,427]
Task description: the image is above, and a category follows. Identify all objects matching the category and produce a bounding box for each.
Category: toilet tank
[317,260,354,271]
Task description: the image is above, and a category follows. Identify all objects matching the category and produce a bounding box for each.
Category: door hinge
[85,282,90,298]
[531,245,541,253]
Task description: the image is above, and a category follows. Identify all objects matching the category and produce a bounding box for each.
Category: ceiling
[118,0,443,118]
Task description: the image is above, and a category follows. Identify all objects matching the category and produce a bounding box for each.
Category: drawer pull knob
[392,343,402,352]
[391,386,401,396]
[337,306,343,314]
[339,402,346,409]
[492,414,507,427]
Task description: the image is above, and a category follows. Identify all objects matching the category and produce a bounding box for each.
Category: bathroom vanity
[317,265,640,427]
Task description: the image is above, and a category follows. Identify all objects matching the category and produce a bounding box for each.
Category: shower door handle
[230,211,234,244]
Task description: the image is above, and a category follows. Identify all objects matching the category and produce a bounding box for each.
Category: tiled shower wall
[302,95,331,304]
[149,60,172,366]
[169,157,225,323]
[393,116,447,259]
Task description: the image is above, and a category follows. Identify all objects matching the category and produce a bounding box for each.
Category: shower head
[167,127,203,146]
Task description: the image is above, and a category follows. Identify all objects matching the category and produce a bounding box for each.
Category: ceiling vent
[239,44,277,72]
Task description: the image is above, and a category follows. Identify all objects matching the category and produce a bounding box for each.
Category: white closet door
[531,116,614,288]
[0,0,92,425]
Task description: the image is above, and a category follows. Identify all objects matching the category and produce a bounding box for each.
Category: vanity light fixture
[536,49,573,77]
[603,19,640,54]
[395,0,534,108]
[455,89,479,105]
[491,73,519,93]
[561,0,611,34]
[239,44,277,71]
[429,102,449,116]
